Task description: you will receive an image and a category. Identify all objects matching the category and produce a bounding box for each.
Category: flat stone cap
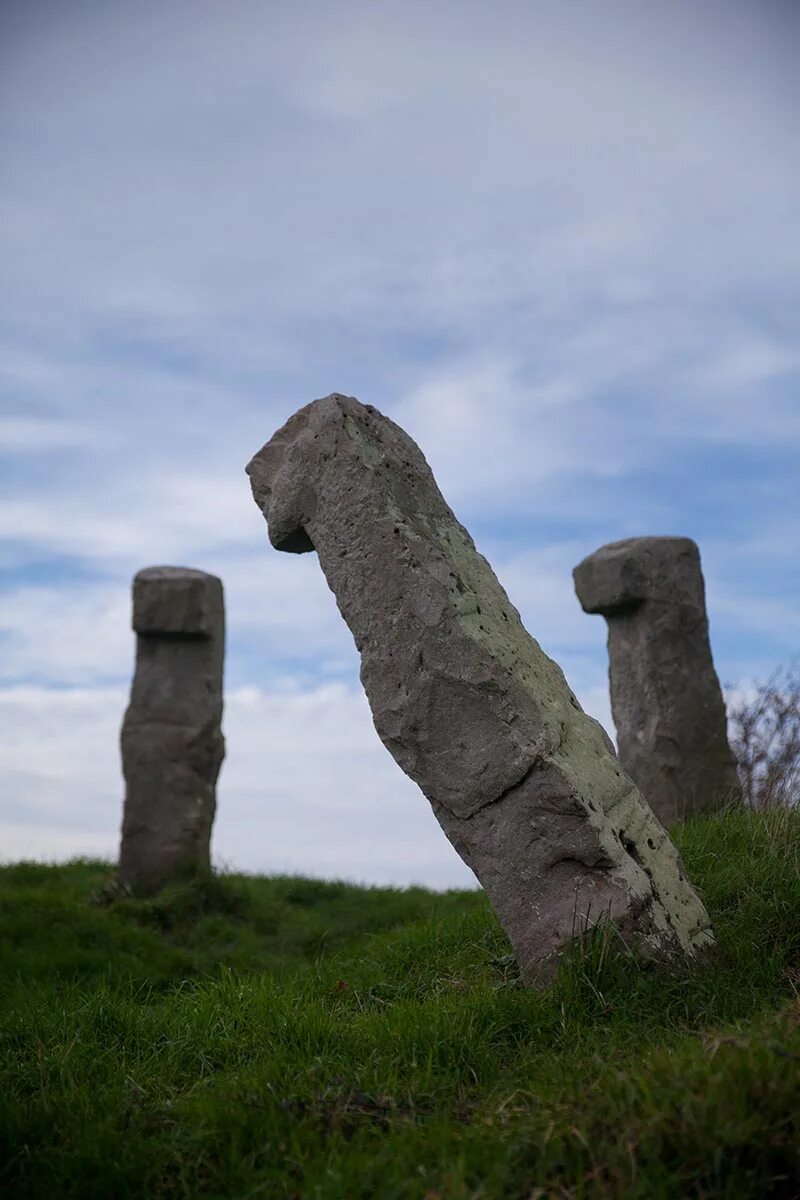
[132,566,224,636]
[574,536,699,615]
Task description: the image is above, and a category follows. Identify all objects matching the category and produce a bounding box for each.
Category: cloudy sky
[2,0,798,886]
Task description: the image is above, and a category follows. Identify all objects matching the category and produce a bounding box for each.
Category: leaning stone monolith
[247,394,713,984]
[573,537,741,828]
[119,567,225,896]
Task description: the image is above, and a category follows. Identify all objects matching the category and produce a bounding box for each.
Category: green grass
[2,809,800,1198]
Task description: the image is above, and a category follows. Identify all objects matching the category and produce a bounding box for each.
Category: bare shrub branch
[727,663,800,809]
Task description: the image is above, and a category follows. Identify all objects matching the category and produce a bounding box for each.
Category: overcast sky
[1,0,798,886]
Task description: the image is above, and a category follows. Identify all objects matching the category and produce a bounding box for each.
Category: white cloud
[0,417,108,452]
[0,0,797,874]
[0,554,356,687]
[0,585,133,685]
[3,0,798,349]
[712,590,800,640]
[0,670,619,884]
[0,682,475,886]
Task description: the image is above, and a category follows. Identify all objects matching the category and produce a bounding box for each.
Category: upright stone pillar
[247,395,713,985]
[573,537,740,827]
[119,567,225,896]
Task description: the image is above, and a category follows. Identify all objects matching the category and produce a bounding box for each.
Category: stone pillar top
[132,566,224,637]
[573,535,700,616]
[573,534,739,826]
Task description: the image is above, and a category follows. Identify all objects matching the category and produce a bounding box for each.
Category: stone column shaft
[574,536,740,826]
[119,566,225,896]
[247,395,714,984]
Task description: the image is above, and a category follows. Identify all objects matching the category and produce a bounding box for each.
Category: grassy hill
[2,809,800,1199]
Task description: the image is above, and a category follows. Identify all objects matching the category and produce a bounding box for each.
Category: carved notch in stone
[119,566,225,896]
[247,395,714,984]
[574,537,741,827]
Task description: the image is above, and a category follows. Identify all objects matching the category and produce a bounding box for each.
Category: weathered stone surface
[119,567,225,896]
[574,537,741,827]
[247,395,714,984]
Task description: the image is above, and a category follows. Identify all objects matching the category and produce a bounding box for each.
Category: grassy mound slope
[1,809,800,1199]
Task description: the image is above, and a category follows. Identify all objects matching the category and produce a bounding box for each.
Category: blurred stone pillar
[119,566,225,895]
[574,536,740,826]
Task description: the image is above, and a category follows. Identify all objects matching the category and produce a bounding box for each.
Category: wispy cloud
[0,683,477,886]
[1,0,797,877]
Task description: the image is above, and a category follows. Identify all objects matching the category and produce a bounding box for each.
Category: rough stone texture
[574,537,741,827]
[119,567,225,896]
[247,394,714,984]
